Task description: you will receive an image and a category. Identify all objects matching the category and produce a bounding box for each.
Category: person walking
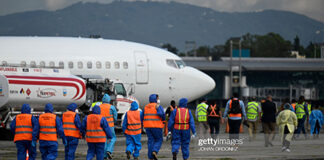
[168,98,196,160]
[246,97,262,141]
[10,104,38,160]
[82,105,112,160]
[277,103,298,152]
[62,103,83,160]
[165,100,177,136]
[309,105,324,139]
[223,93,247,140]
[122,101,143,160]
[261,95,277,147]
[207,101,223,139]
[294,96,309,139]
[142,94,165,160]
[196,98,209,136]
[99,94,117,160]
[38,103,67,160]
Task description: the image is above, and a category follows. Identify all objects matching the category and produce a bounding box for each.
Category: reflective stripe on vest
[63,111,81,138]
[14,114,33,142]
[229,99,242,118]
[174,108,190,130]
[296,103,306,119]
[39,113,57,141]
[197,103,207,122]
[125,110,142,135]
[247,102,258,120]
[308,104,311,115]
[208,105,220,117]
[143,103,164,128]
[99,104,114,127]
[86,114,106,143]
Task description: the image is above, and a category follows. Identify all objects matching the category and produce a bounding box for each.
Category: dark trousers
[283,125,291,149]
[228,119,242,140]
[295,117,306,137]
[314,120,321,135]
[208,118,220,138]
[262,122,276,146]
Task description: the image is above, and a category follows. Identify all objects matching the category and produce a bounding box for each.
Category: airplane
[0,36,215,108]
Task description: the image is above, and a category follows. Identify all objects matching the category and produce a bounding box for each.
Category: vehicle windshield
[114,83,127,97]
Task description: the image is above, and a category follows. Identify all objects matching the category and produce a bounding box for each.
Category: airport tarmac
[1,125,324,160]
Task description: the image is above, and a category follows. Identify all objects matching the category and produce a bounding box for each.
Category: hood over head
[67,103,78,111]
[92,105,101,114]
[179,98,188,108]
[45,103,54,113]
[149,94,157,103]
[130,101,139,111]
[21,104,31,114]
[102,94,111,103]
[284,103,291,110]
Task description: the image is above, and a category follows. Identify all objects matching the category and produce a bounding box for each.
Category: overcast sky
[1,0,324,23]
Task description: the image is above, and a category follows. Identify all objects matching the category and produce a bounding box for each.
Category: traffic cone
[26,150,29,160]
[225,121,244,133]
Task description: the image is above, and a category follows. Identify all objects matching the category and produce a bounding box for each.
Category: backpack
[229,99,241,114]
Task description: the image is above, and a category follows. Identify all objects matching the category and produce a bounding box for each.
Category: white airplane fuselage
[0,36,215,107]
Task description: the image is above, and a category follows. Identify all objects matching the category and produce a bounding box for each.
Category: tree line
[162,32,322,60]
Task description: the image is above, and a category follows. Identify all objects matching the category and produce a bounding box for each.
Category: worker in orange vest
[168,98,196,160]
[10,104,38,160]
[62,103,83,160]
[207,101,223,139]
[141,94,165,160]
[37,103,67,160]
[82,105,112,160]
[99,94,117,160]
[122,101,143,160]
[164,100,177,136]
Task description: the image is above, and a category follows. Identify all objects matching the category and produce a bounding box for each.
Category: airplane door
[134,51,149,84]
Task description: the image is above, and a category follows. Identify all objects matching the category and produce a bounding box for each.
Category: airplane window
[87,61,92,69]
[78,61,83,69]
[105,61,111,69]
[2,61,7,66]
[114,62,120,69]
[30,61,36,67]
[49,61,55,67]
[40,61,45,68]
[59,61,64,68]
[175,60,186,69]
[21,61,27,67]
[68,61,74,69]
[166,59,178,69]
[123,62,128,69]
[96,61,102,69]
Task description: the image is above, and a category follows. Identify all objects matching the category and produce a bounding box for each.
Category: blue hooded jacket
[102,94,118,123]
[65,103,83,137]
[10,104,39,141]
[122,101,143,133]
[168,98,196,134]
[37,103,66,142]
[81,105,112,140]
[141,94,165,122]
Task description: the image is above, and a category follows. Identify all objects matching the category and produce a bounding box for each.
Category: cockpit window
[175,60,186,69]
[166,59,177,69]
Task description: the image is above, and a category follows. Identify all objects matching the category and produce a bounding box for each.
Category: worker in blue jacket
[122,101,143,160]
[82,105,112,160]
[168,98,196,160]
[10,104,38,160]
[309,105,324,139]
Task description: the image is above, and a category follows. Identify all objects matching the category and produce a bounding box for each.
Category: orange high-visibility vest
[63,111,81,138]
[14,114,33,142]
[229,99,242,118]
[208,105,220,117]
[125,110,142,135]
[86,114,106,143]
[143,103,164,128]
[99,104,114,127]
[174,108,190,130]
[291,103,296,111]
[39,113,57,141]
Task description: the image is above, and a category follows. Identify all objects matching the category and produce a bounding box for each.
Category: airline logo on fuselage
[0,67,17,72]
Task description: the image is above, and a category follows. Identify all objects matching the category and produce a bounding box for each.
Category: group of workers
[10,93,196,160]
[195,93,324,152]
